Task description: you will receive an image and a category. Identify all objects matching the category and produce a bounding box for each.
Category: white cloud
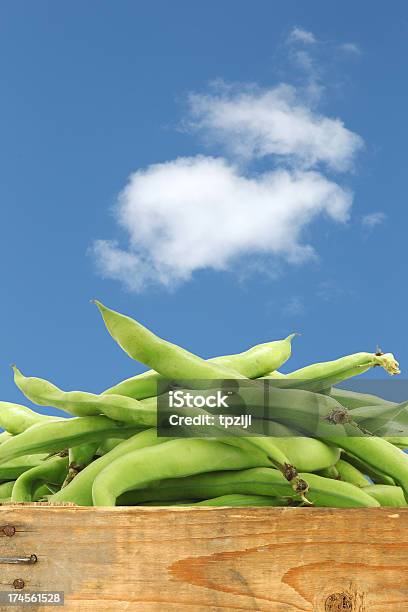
[284,296,305,316]
[293,50,315,74]
[93,61,363,291]
[187,83,363,171]
[92,156,352,291]
[339,43,361,55]
[362,212,387,229]
[288,27,317,45]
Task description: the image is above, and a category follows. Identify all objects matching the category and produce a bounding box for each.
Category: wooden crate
[1,505,408,611]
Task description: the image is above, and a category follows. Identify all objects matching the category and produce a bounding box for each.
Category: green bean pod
[93,300,246,380]
[0,431,12,444]
[227,383,366,440]
[335,458,369,488]
[104,335,296,400]
[13,367,157,425]
[12,456,69,502]
[316,465,340,479]
[0,454,48,480]
[0,401,58,434]
[59,428,300,506]
[252,421,340,472]
[322,436,408,501]
[330,388,396,410]
[145,383,359,491]
[96,438,124,455]
[48,428,168,506]
[33,483,53,501]
[264,352,400,386]
[0,416,141,465]
[0,481,15,501]
[194,494,289,507]
[92,439,272,506]
[62,442,99,488]
[347,401,408,437]
[364,484,407,507]
[139,500,199,506]
[117,467,379,508]
[343,453,395,486]
[384,437,408,449]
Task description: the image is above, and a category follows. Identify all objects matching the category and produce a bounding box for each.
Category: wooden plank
[1,506,408,611]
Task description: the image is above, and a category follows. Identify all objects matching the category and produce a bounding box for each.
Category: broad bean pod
[0,401,57,434]
[0,416,141,465]
[93,300,247,381]
[0,454,48,481]
[0,431,12,444]
[251,421,340,472]
[330,388,396,410]
[140,500,199,506]
[343,453,395,486]
[116,467,379,508]
[347,400,408,437]
[194,494,289,507]
[316,465,339,479]
[33,483,53,501]
[48,428,168,505]
[96,438,123,455]
[62,442,99,488]
[364,484,407,507]
[215,383,368,440]
[13,367,158,426]
[92,439,273,506]
[384,437,408,449]
[104,335,296,400]
[12,455,69,502]
[321,436,408,501]
[0,481,15,501]
[264,352,400,387]
[335,458,369,488]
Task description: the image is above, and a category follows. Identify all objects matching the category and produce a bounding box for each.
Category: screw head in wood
[13,579,25,590]
[325,592,353,611]
[2,525,15,537]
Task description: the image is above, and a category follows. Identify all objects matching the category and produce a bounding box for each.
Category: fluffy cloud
[92,156,352,291]
[339,42,361,55]
[288,27,317,45]
[284,296,305,316]
[187,84,363,171]
[92,54,363,291]
[362,212,386,229]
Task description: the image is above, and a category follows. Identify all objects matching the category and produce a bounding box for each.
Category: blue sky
[1,1,407,415]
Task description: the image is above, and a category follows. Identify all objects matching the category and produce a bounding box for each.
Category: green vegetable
[330,387,396,410]
[0,401,57,434]
[92,439,272,506]
[335,458,369,488]
[364,484,407,507]
[48,429,168,506]
[117,467,379,508]
[194,494,288,507]
[104,335,296,399]
[0,454,48,480]
[13,366,157,426]
[93,300,247,381]
[0,417,141,465]
[12,455,69,502]
[264,352,400,385]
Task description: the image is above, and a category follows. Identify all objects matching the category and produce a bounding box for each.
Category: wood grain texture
[1,506,408,611]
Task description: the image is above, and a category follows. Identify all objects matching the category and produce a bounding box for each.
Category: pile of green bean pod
[0,300,406,508]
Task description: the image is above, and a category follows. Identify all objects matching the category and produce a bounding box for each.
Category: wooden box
[1,505,408,611]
